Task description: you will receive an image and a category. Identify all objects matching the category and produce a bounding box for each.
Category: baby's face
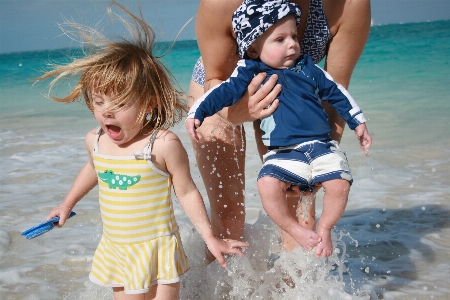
[249,15,300,69]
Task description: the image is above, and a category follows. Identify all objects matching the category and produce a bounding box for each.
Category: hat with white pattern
[232,0,302,58]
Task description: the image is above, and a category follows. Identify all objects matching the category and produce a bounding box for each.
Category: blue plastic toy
[21,211,76,239]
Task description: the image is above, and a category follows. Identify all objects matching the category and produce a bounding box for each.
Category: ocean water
[1,20,449,299]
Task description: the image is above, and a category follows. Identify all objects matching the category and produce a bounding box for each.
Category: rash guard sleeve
[187,59,259,124]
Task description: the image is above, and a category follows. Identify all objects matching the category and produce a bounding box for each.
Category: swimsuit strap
[93,127,102,153]
[142,130,159,158]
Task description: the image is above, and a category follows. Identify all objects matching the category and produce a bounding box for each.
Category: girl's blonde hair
[36,1,187,130]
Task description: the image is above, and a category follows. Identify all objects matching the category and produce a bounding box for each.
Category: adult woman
[188,0,371,252]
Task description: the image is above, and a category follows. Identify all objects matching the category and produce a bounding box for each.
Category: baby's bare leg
[315,179,350,258]
[258,176,321,251]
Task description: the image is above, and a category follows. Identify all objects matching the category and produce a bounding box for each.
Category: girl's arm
[47,130,98,226]
[153,131,249,266]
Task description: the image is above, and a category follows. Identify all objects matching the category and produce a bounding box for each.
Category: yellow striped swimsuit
[89,128,189,294]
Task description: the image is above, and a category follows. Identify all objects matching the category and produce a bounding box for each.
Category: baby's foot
[315,227,333,258]
[287,224,321,251]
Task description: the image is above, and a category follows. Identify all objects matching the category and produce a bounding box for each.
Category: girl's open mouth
[106,125,121,139]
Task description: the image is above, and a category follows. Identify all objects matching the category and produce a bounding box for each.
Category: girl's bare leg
[315,179,350,258]
[257,176,321,251]
[112,283,180,300]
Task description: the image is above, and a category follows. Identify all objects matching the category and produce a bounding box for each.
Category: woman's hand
[225,73,281,125]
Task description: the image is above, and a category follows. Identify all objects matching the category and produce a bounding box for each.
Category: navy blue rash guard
[188,54,366,147]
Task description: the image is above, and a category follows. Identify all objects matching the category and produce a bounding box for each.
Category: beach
[0,20,449,299]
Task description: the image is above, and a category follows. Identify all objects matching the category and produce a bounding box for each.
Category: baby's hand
[354,123,372,155]
[205,237,249,267]
[185,118,202,142]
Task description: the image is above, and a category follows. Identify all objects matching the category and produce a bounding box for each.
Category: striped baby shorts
[258,140,353,191]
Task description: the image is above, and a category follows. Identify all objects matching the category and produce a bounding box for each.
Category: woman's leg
[188,80,246,241]
[112,282,180,300]
[282,191,317,251]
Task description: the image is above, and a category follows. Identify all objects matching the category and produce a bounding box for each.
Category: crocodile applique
[98,170,141,190]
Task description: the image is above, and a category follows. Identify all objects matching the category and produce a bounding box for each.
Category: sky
[1,0,450,54]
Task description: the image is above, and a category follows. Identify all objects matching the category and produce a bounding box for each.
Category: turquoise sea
[0,20,449,299]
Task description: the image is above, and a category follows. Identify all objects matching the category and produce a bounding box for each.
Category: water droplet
[365,267,369,273]
[431,168,436,172]
[224,205,227,208]
[376,224,380,228]
[423,286,428,291]
[387,270,391,274]
[422,206,426,210]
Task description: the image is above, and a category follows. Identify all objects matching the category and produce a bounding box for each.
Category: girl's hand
[226,73,281,125]
[47,205,73,227]
[354,123,372,155]
[205,237,249,267]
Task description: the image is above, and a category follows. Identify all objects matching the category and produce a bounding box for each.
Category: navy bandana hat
[232,0,302,58]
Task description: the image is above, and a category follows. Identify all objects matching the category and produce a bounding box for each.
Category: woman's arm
[323,0,371,142]
[195,0,280,125]
[196,0,239,88]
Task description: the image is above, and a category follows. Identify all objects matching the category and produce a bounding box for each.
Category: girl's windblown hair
[35,0,187,130]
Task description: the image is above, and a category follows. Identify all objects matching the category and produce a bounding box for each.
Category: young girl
[37,2,248,299]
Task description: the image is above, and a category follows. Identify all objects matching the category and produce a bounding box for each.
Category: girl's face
[91,91,147,146]
[247,15,300,69]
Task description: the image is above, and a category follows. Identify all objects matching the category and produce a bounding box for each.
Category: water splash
[178,212,372,299]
